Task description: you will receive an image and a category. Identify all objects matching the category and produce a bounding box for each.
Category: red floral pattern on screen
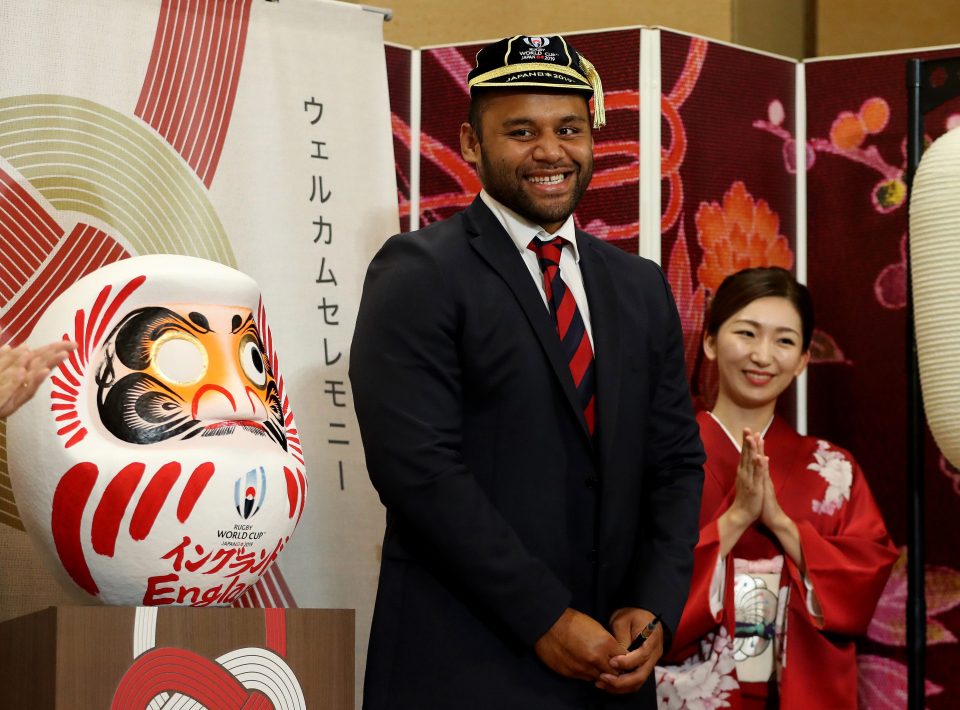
[858,654,943,709]
[867,549,960,648]
[939,455,960,497]
[661,38,708,235]
[695,180,794,293]
[874,234,907,310]
[858,548,960,709]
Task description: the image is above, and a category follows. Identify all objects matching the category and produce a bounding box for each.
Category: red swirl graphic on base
[111,647,271,709]
[113,608,292,709]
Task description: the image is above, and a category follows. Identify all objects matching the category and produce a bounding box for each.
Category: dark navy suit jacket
[350,198,705,709]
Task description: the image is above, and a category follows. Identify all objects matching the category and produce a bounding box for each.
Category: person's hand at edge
[0,340,76,418]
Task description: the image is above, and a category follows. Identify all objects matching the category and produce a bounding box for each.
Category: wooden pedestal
[0,606,353,709]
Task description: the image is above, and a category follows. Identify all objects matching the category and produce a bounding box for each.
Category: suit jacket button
[585,475,598,488]
[588,550,598,563]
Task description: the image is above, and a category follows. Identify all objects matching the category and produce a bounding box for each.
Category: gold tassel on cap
[579,55,605,129]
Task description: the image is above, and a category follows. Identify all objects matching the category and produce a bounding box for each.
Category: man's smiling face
[460,90,594,233]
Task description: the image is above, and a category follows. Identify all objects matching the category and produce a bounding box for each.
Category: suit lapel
[578,233,621,466]
[464,198,592,444]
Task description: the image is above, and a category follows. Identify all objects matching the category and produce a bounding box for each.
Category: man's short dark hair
[467,92,493,141]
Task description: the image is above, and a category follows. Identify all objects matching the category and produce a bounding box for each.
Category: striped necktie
[528,236,596,436]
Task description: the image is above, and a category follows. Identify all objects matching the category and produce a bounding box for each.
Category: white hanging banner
[0,0,395,700]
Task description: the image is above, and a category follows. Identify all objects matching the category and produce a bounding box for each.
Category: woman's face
[703,296,809,410]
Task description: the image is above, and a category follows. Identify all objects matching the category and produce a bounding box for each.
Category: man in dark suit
[350,34,705,709]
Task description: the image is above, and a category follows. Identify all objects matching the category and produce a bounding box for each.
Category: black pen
[626,612,662,652]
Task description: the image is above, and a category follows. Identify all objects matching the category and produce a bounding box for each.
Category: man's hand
[599,607,664,695]
[534,607,626,682]
[0,341,76,418]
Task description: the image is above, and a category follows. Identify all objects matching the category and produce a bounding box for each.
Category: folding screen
[806,46,960,709]
[416,39,482,225]
[386,43,414,233]
[658,30,797,413]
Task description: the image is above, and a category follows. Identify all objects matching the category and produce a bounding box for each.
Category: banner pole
[904,56,925,710]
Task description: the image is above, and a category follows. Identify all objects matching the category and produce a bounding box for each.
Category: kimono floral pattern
[656,627,739,710]
[808,440,853,515]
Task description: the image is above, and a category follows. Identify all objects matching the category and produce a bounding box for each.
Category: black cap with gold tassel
[467,35,606,129]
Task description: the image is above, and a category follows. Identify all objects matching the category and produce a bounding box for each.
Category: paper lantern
[7,255,307,605]
[910,126,960,469]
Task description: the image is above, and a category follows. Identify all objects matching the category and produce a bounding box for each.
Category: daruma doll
[7,255,306,606]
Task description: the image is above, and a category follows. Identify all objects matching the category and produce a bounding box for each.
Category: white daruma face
[7,255,306,606]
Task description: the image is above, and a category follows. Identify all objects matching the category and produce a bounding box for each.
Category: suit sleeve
[663,520,732,660]
[350,233,571,647]
[785,458,898,636]
[662,463,738,662]
[627,266,706,650]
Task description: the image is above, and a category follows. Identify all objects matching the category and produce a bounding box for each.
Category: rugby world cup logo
[236,466,267,519]
[523,36,549,49]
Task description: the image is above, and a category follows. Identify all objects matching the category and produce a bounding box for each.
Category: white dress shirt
[479,190,594,347]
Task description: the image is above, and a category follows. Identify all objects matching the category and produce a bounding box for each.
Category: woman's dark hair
[705,267,815,352]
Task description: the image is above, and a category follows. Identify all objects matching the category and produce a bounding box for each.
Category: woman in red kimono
[655,267,897,709]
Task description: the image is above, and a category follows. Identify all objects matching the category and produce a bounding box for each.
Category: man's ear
[460,122,480,165]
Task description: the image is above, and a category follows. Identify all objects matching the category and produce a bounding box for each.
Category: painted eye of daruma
[151,332,208,385]
[240,337,267,388]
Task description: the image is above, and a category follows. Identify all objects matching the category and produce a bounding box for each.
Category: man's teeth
[528,174,566,185]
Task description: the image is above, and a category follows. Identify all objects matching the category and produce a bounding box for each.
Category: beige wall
[734,0,812,58]
[817,0,960,56]
[357,0,811,58]
[358,0,960,59]
[354,0,734,47]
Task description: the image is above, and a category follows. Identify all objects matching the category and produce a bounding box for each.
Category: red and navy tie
[528,236,596,436]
